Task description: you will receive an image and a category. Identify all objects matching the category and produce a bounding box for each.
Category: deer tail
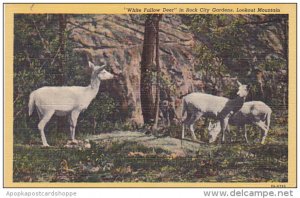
[28,92,35,116]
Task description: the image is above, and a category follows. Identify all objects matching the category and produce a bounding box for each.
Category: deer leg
[189,119,197,141]
[182,112,191,139]
[221,121,225,143]
[254,121,268,144]
[68,114,73,139]
[243,125,249,144]
[37,110,54,147]
[189,112,203,141]
[221,117,229,143]
[69,111,80,144]
[181,124,185,139]
[227,124,232,142]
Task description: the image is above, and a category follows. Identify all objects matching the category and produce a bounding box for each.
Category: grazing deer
[181,81,250,143]
[28,61,114,147]
[208,101,272,144]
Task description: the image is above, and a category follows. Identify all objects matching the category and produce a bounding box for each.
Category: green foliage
[77,93,119,134]
[262,56,286,72]
[183,14,288,119]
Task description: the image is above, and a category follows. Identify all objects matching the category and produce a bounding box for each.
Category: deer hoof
[71,139,79,145]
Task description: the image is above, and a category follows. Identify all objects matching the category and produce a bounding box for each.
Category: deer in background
[181,81,250,143]
[208,101,272,144]
[28,61,114,147]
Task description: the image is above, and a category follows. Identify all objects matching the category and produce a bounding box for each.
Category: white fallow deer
[208,101,272,144]
[28,61,114,147]
[181,81,250,143]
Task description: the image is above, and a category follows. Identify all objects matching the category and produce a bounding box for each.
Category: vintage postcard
[3,3,296,188]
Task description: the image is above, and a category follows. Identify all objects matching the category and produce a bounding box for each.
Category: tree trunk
[58,14,66,85]
[153,15,162,130]
[57,14,67,133]
[140,15,161,125]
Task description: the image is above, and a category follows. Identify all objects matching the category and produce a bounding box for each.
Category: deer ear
[237,80,242,86]
[208,121,212,129]
[88,61,95,69]
[98,64,106,71]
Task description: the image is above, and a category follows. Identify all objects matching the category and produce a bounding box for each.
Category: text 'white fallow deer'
[28,61,114,147]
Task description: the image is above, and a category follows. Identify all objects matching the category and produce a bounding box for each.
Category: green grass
[13,124,288,183]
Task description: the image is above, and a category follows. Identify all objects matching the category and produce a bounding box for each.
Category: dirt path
[89,131,213,157]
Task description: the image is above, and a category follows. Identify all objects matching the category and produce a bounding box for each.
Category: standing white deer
[208,101,272,144]
[28,61,114,147]
[181,81,250,143]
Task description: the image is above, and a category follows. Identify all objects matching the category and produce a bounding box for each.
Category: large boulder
[68,15,199,125]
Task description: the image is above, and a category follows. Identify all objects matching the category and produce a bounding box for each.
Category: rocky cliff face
[68,15,199,125]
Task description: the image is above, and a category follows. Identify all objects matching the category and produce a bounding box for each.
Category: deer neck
[231,95,245,112]
[217,95,245,120]
[87,77,101,99]
[234,95,245,102]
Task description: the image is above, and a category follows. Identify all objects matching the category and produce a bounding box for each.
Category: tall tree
[58,14,67,85]
[153,15,163,130]
[57,14,67,133]
[140,15,162,124]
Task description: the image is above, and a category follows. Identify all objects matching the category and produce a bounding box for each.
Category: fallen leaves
[128,152,147,157]
[114,166,132,174]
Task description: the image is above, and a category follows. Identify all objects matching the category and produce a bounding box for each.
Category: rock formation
[68,15,200,125]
